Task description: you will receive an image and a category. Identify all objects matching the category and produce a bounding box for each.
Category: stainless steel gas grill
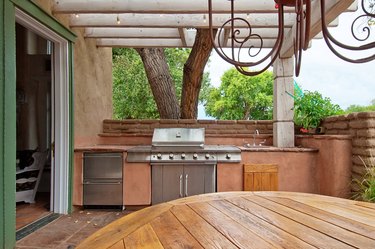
[127,128,241,204]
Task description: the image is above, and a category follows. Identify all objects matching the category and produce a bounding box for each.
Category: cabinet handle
[185,174,189,197]
[179,174,183,197]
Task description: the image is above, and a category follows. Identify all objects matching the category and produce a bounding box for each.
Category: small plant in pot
[293,90,342,134]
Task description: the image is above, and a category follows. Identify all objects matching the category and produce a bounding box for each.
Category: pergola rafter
[52,0,356,49]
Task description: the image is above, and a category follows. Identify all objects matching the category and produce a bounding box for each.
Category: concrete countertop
[239,146,319,152]
[74,145,135,152]
[75,145,319,153]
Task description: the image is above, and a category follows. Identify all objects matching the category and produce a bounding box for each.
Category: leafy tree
[294,91,343,129]
[113,47,211,119]
[113,48,158,119]
[345,99,375,113]
[203,68,273,120]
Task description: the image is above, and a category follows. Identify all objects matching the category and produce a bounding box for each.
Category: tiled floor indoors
[16,209,132,249]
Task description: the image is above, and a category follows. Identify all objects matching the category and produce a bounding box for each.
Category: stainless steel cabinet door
[152,164,216,204]
[152,165,184,204]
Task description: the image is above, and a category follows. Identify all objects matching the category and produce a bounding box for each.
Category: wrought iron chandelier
[208,0,375,76]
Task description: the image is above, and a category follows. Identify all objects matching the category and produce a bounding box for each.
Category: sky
[200,7,375,119]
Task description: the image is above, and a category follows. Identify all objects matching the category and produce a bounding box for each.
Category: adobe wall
[321,112,375,191]
[296,135,352,198]
[33,1,113,147]
[102,119,274,135]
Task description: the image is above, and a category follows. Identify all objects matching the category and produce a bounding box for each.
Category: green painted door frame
[0,1,75,248]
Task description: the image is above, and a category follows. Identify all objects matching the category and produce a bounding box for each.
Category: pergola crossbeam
[53,0,295,14]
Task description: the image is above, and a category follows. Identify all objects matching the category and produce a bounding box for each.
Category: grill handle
[179,174,183,197]
[185,174,189,197]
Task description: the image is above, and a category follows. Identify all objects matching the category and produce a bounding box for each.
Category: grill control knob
[157,153,162,159]
[226,154,232,159]
[193,153,198,159]
[205,153,210,159]
[181,153,186,159]
[169,153,174,159]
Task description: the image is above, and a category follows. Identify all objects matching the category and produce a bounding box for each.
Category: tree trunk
[180,29,217,119]
[135,48,180,119]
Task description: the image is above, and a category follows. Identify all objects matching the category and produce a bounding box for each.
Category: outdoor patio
[1,1,374,249]
[16,209,132,249]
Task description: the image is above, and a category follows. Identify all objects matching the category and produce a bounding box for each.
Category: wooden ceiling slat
[53,0,294,14]
[69,13,296,28]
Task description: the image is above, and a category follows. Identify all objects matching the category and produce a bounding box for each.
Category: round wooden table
[77,192,375,249]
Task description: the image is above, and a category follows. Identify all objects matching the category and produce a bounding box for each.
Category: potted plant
[293,90,342,134]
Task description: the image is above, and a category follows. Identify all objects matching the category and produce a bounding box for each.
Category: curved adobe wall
[322,112,375,193]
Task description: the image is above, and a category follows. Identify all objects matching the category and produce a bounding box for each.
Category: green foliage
[202,68,273,120]
[113,48,210,119]
[294,91,343,129]
[112,48,158,119]
[352,156,375,203]
[345,99,375,113]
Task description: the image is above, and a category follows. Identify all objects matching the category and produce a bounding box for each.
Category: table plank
[124,224,164,249]
[227,196,353,249]
[189,201,276,249]
[150,210,203,249]
[77,192,375,249]
[108,240,125,249]
[264,196,375,239]
[209,199,316,249]
[356,201,375,210]
[245,195,375,248]
[289,199,375,227]
[171,204,237,249]
[76,203,172,249]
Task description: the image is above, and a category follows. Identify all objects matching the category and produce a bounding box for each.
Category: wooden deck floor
[77,192,375,249]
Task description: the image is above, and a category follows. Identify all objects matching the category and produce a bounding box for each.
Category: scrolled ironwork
[320,0,375,63]
[208,0,285,76]
[208,0,375,77]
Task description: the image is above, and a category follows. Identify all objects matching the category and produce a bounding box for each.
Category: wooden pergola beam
[68,13,296,28]
[85,27,181,38]
[97,37,284,48]
[53,0,295,14]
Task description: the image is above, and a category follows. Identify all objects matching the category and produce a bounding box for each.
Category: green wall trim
[1,0,17,248]
[11,0,76,42]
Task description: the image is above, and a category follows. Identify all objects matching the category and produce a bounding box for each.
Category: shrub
[294,91,343,130]
[352,156,375,203]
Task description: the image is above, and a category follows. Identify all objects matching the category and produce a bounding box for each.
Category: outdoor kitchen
[73,119,353,209]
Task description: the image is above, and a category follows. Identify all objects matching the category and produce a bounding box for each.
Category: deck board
[77,192,375,249]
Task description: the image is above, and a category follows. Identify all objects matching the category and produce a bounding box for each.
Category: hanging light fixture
[208,0,375,76]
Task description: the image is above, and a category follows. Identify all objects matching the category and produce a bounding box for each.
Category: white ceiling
[52,0,357,57]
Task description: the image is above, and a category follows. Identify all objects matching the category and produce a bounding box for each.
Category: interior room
[15,23,53,231]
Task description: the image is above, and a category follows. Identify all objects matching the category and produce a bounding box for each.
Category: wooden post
[273,57,294,147]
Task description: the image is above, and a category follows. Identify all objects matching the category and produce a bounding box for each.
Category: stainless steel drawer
[83,153,122,179]
[83,181,123,205]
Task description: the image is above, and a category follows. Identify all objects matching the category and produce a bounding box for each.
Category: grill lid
[152,128,204,148]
